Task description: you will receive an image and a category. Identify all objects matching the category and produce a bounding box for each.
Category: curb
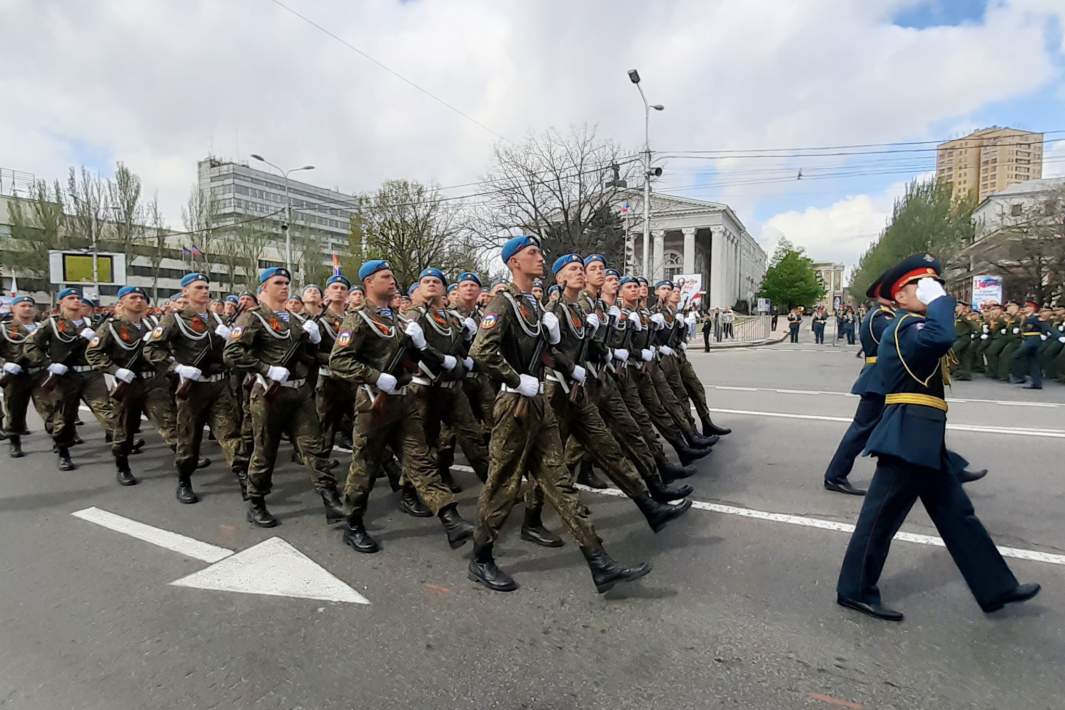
[694,333,789,351]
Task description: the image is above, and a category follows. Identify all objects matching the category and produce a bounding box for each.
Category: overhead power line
[659,130,1065,155]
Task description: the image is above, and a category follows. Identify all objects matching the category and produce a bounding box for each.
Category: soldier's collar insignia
[268,316,283,332]
[190,316,207,333]
[378,308,393,319]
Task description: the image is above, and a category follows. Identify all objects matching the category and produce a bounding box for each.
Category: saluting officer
[1,296,46,459]
[467,236,651,594]
[223,267,345,527]
[836,254,1039,621]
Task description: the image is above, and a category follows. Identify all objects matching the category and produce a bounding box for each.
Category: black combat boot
[196,457,211,469]
[581,545,652,594]
[399,485,433,517]
[677,443,712,466]
[130,438,146,455]
[233,467,249,500]
[115,455,138,487]
[467,542,518,592]
[658,460,695,483]
[646,476,693,503]
[176,463,199,504]
[576,461,608,489]
[687,432,719,448]
[438,503,474,549]
[700,416,731,436]
[8,435,24,459]
[520,507,564,547]
[634,494,692,532]
[320,487,346,523]
[291,448,304,465]
[439,466,462,493]
[57,446,76,471]
[343,513,380,553]
[382,456,402,492]
[246,496,278,528]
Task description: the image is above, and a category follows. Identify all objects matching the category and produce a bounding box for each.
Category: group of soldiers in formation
[0,235,731,594]
[950,300,1065,389]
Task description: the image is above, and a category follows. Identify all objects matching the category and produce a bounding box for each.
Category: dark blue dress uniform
[823,303,894,489]
[1014,307,1047,388]
[836,254,1037,620]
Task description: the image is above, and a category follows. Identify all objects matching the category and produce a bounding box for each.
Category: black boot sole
[343,531,380,554]
[837,596,904,621]
[117,475,139,487]
[595,562,652,593]
[467,568,518,592]
[447,529,474,549]
[245,510,279,528]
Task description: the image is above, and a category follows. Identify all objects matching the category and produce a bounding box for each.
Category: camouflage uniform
[314,305,358,453]
[1,320,47,456]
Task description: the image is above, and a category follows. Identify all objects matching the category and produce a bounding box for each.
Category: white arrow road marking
[72,508,369,604]
[171,537,370,604]
[72,507,233,562]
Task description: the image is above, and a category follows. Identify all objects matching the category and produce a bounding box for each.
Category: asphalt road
[2,329,1063,710]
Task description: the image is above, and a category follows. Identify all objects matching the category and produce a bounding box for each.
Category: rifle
[513,331,547,419]
[109,347,142,402]
[175,344,213,400]
[40,334,82,393]
[371,336,411,412]
[568,311,592,404]
[263,335,304,404]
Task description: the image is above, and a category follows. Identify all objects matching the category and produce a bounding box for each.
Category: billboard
[673,274,703,310]
[971,274,1003,311]
[49,251,126,286]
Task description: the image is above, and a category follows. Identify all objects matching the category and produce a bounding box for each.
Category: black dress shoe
[196,457,211,469]
[130,439,146,454]
[957,468,988,483]
[982,583,1041,613]
[468,543,518,592]
[837,595,904,621]
[438,504,474,549]
[1022,384,1043,390]
[581,545,652,594]
[824,480,867,496]
[520,508,564,548]
[343,520,380,553]
[57,448,76,471]
[176,477,199,504]
[8,436,24,458]
[116,468,138,487]
[399,487,433,517]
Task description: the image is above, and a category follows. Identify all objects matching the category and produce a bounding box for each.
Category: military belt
[501,382,543,395]
[1022,332,1041,337]
[139,369,157,379]
[884,393,948,412]
[70,365,93,373]
[411,376,458,389]
[198,373,226,383]
[319,366,333,377]
[865,356,877,364]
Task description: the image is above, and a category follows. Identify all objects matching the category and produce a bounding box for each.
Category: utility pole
[250,154,315,277]
[628,69,664,278]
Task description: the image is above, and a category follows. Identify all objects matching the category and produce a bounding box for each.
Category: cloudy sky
[2,0,1064,267]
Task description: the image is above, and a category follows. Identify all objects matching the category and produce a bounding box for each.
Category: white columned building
[627,192,767,310]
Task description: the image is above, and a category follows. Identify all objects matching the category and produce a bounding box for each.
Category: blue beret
[225,295,240,304]
[239,291,257,301]
[259,267,291,285]
[655,279,674,290]
[419,267,447,286]
[180,272,209,288]
[82,297,97,307]
[57,287,82,301]
[547,284,561,296]
[407,283,419,297]
[117,286,148,300]
[635,276,649,286]
[457,271,481,287]
[326,274,351,288]
[583,254,606,267]
[447,283,458,293]
[12,295,33,306]
[618,276,638,287]
[501,235,539,264]
[551,253,583,276]
[358,259,391,281]
[533,278,543,288]
[302,284,322,296]
[605,268,620,279]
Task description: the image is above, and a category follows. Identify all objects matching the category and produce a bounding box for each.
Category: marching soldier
[86,286,179,486]
[143,273,246,503]
[1,296,46,459]
[24,288,114,471]
[467,235,651,594]
[328,259,474,554]
[1013,300,1048,389]
[951,301,975,380]
[836,253,1039,621]
[452,271,497,435]
[223,267,346,527]
[314,274,357,453]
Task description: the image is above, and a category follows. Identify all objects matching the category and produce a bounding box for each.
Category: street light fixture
[628,68,664,279]
[250,153,316,275]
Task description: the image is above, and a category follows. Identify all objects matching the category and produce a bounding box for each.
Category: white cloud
[1044,140,1065,178]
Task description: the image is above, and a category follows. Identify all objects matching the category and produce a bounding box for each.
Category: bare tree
[982,185,1065,304]
[6,180,68,293]
[474,125,635,264]
[233,223,272,292]
[107,162,144,253]
[67,166,107,254]
[145,196,168,302]
[182,185,220,272]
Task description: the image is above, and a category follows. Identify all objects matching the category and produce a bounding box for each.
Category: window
[1010,204,1023,216]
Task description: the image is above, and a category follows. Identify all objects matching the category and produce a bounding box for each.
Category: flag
[331,253,341,276]
[189,245,203,257]
[619,202,631,215]
[10,275,17,296]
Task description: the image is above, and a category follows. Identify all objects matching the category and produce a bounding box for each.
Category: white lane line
[72,507,234,563]
[705,407,1065,438]
[706,385,1065,409]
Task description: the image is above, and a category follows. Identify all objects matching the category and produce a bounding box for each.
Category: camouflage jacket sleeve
[545,300,578,377]
[85,321,119,375]
[469,293,521,388]
[327,313,380,386]
[23,319,52,368]
[142,313,179,373]
[223,310,271,377]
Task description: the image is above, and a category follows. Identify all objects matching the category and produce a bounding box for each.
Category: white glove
[214,324,232,339]
[442,354,458,371]
[613,348,629,362]
[571,364,586,383]
[641,348,653,362]
[463,318,477,340]
[376,371,397,393]
[542,312,561,345]
[3,362,23,375]
[463,356,475,371]
[980,334,988,340]
[80,328,96,341]
[405,321,427,350]
[982,325,989,333]
[680,341,687,352]
[607,306,621,319]
[516,373,540,397]
[650,313,666,330]
[266,365,289,383]
[660,345,675,356]
[1000,329,1006,335]
[628,313,642,331]
[175,365,202,381]
[1041,334,1047,341]
[1059,336,1065,343]
[585,313,600,329]
[48,363,69,376]
[114,368,136,384]
[915,277,946,305]
[301,319,321,344]
[1011,327,1019,334]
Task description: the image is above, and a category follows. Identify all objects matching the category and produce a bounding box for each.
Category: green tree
[757,239,826,310]
[5,180,69,293]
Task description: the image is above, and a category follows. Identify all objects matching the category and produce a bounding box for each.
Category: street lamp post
[628,69,664,278]
[250,154,315,276]
[68,193,100,301]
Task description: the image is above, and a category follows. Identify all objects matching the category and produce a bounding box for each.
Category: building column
[710,227,724,308]
[682,227,696,274]
[652,229,666,280]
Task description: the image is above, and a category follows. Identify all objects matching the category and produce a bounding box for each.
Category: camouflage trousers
[316,374,357,451]
[676,353,712,424]
[246,380,335,498]
[343,386,454,516]
[175,378,245,476]
[526,378,650,511]
[2,370,46,435]
[43,371,113,448]
[110,374,178,459]
[416,381,489,482]
[652,358,698,433]
[627,364,691,453]
[475,390,599,547]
